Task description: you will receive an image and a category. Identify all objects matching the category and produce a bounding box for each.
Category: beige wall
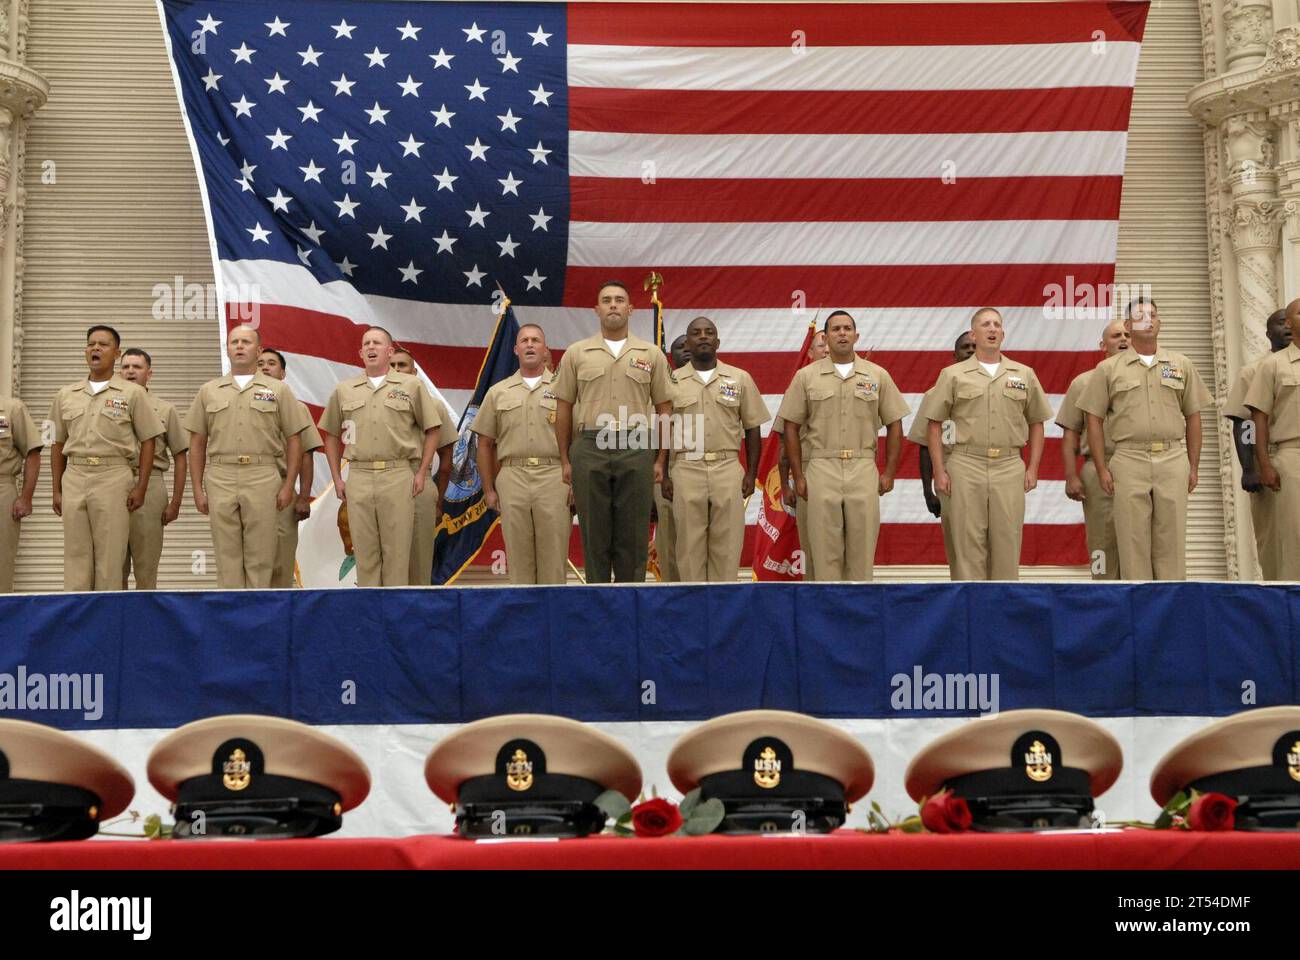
[10,0,1224,588]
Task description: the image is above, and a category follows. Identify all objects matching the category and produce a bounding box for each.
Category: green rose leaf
[595,789,631,822]
[681,797,725,836]
[678,787,702,821]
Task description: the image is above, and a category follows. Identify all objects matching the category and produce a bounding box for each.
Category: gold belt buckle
[526,457,540,466]
[237,455,252,464]
[703,452,718,462]
[1150,442,1165,452]
[375,460,387,469]
[838,449,853,460]
[988,447,1001,458]
[86,456,101,466]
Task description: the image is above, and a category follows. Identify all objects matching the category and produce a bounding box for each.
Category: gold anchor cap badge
[1025,740,1053,783]
[753,745,782,789]
[506,748,534,792]
[223,747,252,791]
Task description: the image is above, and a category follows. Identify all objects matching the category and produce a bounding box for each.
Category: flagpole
[643,271,665,353]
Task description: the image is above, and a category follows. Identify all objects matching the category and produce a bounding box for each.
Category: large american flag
[159,0,1148,569]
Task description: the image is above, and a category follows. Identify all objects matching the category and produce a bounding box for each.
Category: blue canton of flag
[160,0,569,308]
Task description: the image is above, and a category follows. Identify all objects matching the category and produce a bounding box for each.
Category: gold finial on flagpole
[643,271,664,302]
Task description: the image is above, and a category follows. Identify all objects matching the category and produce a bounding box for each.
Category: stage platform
[1,582,1297,835]
[7,830,1300,870]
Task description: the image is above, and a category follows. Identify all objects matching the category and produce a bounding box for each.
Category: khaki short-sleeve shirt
[918,356,1053,449]
[132,394,191,473]
[0,396,40,479]
[183,374,311,464]
[473,370,562,460]
[1055,368,1112,458]
[551,334,672,430]
[1076,349,1212,442]
[319,371,442,461]
[1245,342,1300,442]
[668,361,769,456]
[777,357,910,460]
[52,376,165,460]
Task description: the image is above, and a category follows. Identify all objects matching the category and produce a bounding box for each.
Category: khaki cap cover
[666,709,874,802]
[147,714,371,811]
[1150,705,1300,807]
[0,719,134,819]
[424,713,642,803]
[905,708,1122,802]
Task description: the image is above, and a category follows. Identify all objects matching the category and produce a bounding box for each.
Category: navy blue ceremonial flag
[430,299,521,583]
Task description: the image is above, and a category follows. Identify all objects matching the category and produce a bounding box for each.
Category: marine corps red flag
[751,320,818,581]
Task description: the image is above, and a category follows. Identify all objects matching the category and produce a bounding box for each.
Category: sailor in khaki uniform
[257,348,324,588]
[922,308,1052,581]
[553,281,673,583]
[780,311,909,581]
[907,332,975,576]
[653,334,691,582]
[119,348,188,590]
[0,394,40,593]
[1078,299,1212,581]
[390,349,455,586]
[1246,310,1300,579]
[473,324,570,584]
[1056,321,1130,580]
[321,326,442,587]
[1225,305,1291,579]
[50,325,164,592]
[185,324,310,589]
[661,317,768,582]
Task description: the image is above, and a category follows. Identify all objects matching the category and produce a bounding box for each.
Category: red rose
[631,797,683,838]
[1187,792,1237,832]
[921,790,972,833]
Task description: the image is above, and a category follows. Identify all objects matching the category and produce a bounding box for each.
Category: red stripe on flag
[567,2,1148,46]
[569,87,1135,136]
[570,175,1124,223]
[562,264,1116,310]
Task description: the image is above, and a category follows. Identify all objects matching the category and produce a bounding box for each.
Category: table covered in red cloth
[5,830,1300,869]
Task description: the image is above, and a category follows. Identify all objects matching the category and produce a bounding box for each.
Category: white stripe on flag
[566,42,1141,92]
[569,130,1130,179]
[568,219,1119,268]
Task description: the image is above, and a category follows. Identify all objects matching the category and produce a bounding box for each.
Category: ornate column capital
[1225,0,1274,71]
[1228,197,1284,251]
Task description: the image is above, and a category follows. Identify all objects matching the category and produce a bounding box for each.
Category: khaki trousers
[795,492,815,580]
[497,462,569,584]
[946,451,1024,581]
[938,488,954,578]
[803,457,880,582]
[271,499,299,588]
[671,457,745,582]
[124,468,167,589]
[408,474,438,586]
[653,481,678,582]
[63,463,133,591]
[1109,446,1189,581]
[1249,485,1279,581]
[0,476,18,593]
[1080,460,1120,580]
[1272,445,1300,579]
[205,462,281,589]
[349,462,415,587]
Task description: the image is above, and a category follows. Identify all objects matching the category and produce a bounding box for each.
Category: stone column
[1225,0,1275,71]
[1224,113,1283,366]
[0,0,47,398]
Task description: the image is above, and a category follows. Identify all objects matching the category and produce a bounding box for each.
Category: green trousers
[570,430,655,583]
